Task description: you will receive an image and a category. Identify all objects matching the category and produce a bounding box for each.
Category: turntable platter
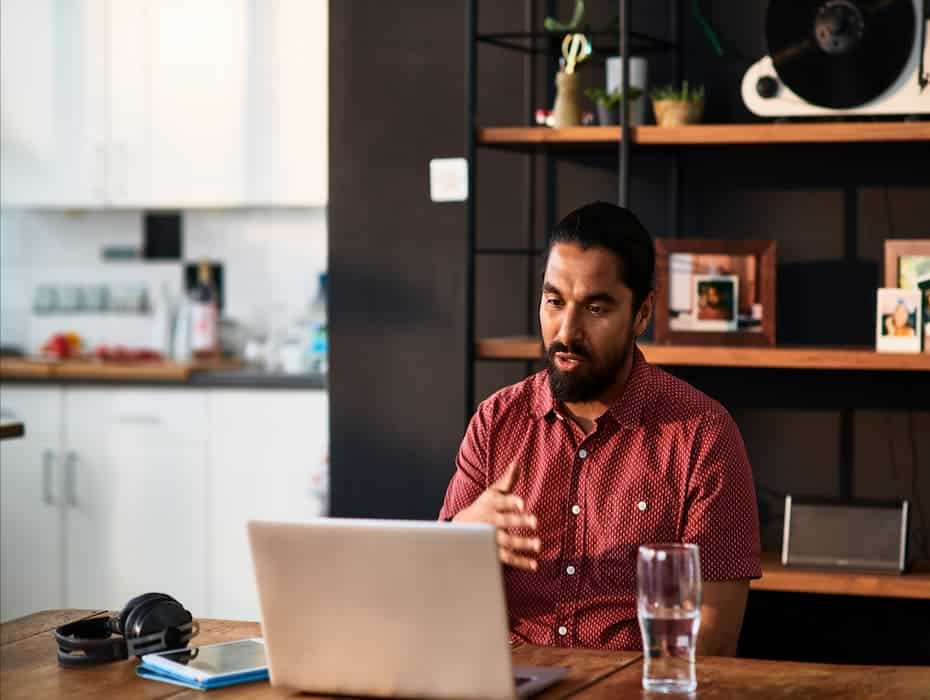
[766,0,916,109]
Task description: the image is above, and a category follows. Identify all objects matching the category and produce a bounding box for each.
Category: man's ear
[634,290,655,336]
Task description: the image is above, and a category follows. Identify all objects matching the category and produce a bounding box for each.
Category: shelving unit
[476,339,930,372]
[479,122,930,147]
[755,554,930,600]
[465,2,930,600]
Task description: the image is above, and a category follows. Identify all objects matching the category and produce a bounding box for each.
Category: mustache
[546,341,592,361]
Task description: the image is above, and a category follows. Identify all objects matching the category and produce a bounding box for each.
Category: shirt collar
[529,345,651,428]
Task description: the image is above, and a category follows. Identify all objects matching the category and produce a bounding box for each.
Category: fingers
[492,461,522,493]
[490,490,526,514]
[496,529,541,554]
[494,511,538,531]
[499,547,538,572]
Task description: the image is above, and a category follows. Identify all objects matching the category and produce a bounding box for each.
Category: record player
[742,0,930,117]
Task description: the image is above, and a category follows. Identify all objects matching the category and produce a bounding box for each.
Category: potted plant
[651,81,705,127]
[584,86,645,126]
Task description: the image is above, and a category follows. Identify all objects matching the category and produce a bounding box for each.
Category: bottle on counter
[190,260,219,359]
[304,272,328,376]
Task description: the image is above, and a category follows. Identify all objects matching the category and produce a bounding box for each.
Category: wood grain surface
[582,656,930,699]
[756,553,930,600]
[475,337,930,371]
[0,611,636,700]
[478,122,930,146]
[3,610,927,699]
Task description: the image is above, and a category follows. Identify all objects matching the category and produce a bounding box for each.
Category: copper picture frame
[654,239,776,347]
[883,239,930,289]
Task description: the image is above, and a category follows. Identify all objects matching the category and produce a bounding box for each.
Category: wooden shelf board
[475,337,930,371]
[755,553,930,599]
[478,122,930,147]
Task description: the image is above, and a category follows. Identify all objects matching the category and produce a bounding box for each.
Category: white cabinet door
[109,0,251,207]
[0,0,108,207]
[62,389,208,615]
[248,0,328,206]
[206,390,328,620]
[0,386,64,622]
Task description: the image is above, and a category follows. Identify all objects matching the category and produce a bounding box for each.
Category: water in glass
[637,543,702,693]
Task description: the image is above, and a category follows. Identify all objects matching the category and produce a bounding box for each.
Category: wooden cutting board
[0,357,243,382]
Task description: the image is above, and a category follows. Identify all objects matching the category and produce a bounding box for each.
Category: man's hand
[452,462,541,571]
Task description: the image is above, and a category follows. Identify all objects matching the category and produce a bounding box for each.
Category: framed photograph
[918,274,930,353]
[655,239,776,346]
[883,239,930,289]
[876,288,921,354]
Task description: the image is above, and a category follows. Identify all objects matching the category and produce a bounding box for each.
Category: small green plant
[584,86,644,107]
[651,80,705,103]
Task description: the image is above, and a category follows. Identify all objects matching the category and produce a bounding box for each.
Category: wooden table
[2,610,928,699]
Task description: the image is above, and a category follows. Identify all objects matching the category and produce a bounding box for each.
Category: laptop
[247,519,566,700]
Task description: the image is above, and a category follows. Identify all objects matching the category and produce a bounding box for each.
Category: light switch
[429,158,469,202]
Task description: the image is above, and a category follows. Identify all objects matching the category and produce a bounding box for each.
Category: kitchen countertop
[0,358,325,390]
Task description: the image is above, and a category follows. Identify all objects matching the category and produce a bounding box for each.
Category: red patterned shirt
[439,346,762,650]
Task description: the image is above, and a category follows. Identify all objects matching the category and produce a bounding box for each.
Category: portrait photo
[876,288,921,354]
[692,274,739,332]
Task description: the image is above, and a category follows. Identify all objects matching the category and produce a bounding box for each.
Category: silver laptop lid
[248,519,516,700]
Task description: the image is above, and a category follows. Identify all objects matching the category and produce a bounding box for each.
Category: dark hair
[545,201,655,310]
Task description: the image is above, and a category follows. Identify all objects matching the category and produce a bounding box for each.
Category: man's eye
[545,298,563,307]
[588,305,604,314]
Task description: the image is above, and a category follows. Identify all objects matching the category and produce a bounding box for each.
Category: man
[439,202,761,655]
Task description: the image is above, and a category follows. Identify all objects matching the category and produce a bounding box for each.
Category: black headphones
[54,593,198,667]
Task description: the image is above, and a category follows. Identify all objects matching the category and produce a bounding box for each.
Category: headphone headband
[54,617,128,667]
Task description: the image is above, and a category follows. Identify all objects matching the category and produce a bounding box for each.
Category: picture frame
[876,288,921,354]
[654,239,776,346]
[883,239,930,289]
[918,274,930,353]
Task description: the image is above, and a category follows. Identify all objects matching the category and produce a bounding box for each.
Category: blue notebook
[136,663,268,691]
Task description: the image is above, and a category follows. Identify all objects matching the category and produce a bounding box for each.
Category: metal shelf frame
[465,0,680,417]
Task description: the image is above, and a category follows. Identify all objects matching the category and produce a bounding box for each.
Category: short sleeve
[682,410,762,581]
[438,402,491,521]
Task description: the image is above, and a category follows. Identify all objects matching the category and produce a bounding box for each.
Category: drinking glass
[637,543,702,693]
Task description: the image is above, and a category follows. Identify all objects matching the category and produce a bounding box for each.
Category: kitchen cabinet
[205,390,329,620]
[0,383,328,623]
[0,386,65,621]
[0,0,327,208]
[62,389,209,613]
[0,0,108,208]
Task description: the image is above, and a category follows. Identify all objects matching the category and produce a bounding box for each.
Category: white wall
[0,207,327,353]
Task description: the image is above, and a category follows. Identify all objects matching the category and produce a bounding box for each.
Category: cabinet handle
[64,451,78,507]
[116,414,162,425]
[42,450,55,506]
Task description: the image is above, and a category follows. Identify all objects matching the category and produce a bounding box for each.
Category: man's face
[540,242,651,403]
[894,304,909,327]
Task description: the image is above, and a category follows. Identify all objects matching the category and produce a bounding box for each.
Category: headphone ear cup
[121,593,173,640]
[117,593,159,635]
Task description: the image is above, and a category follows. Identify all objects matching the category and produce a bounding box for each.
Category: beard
[546,334,634,404]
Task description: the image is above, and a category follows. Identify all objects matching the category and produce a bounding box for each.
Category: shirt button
[566,565,576,575]
[638,500,647,511]
[557,626,568,637]
[578,449,588,459]
[571,504,581,515]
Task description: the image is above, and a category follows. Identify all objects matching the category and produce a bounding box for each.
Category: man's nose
[556,306,584,346]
